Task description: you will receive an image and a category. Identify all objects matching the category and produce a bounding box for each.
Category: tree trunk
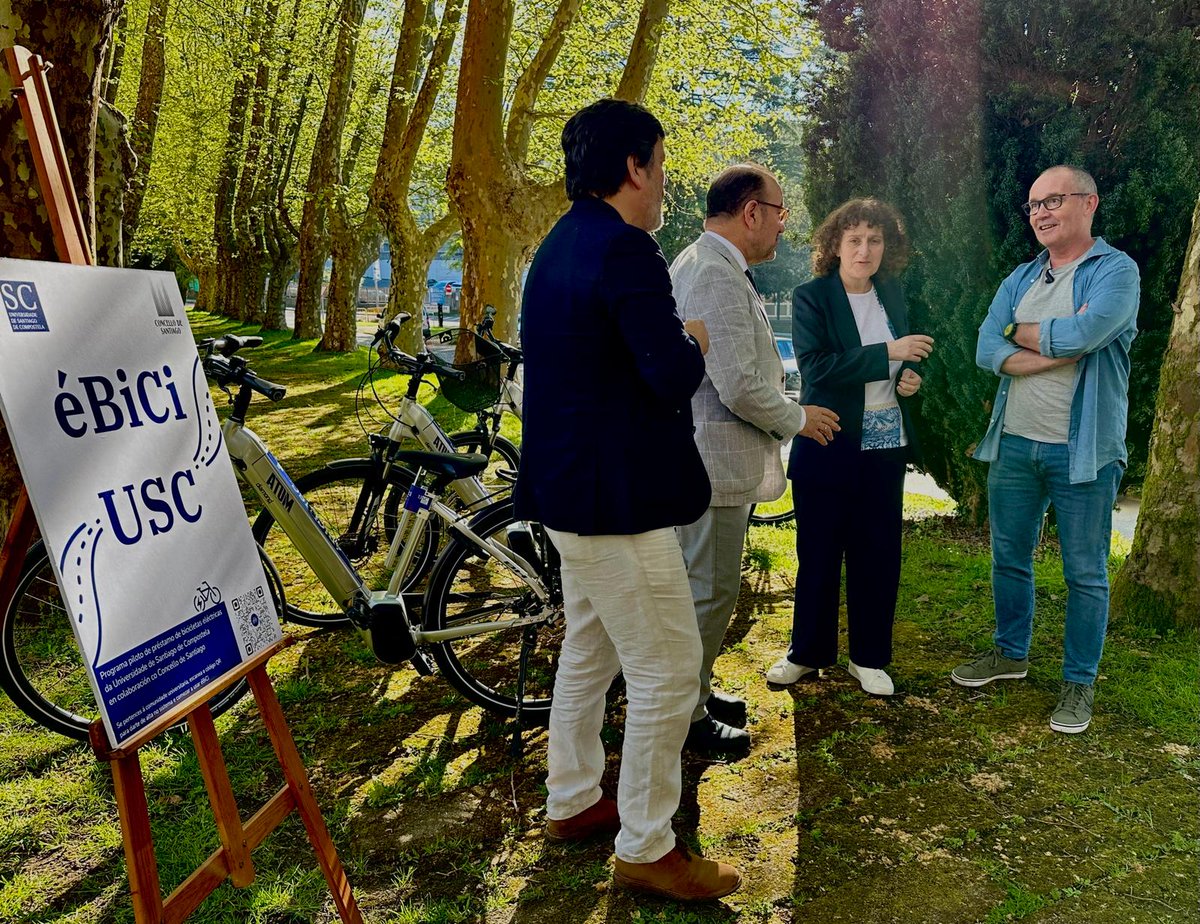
[254,0,319,331]
[0,0,123,539]
[263,258,295,329]
[316,62,384,352]
[370,0,464,352]
[320,212,380,352]
[0,0,123,260]
[230,0,279,325]
[1112,196,1200,630]
[94,98,132,266]
[384,212,458,354]
[101,3,127,104]
[195,263,218,313]
[211,10,258,318]
[262,209,296,330]
[456,209,528,343]
[122,0,168,245]
[237,261,269,324]
[448,0,567,337]
[447,0,667,338]
[293,0,368,339]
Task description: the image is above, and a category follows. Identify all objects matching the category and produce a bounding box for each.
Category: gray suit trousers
[677,503,753,722]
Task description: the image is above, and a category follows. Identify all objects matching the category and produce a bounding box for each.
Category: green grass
[0,309,1195,923]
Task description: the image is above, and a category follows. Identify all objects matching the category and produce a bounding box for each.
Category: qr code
[229,585,281,655]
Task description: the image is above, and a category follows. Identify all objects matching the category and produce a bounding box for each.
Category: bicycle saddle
[392,450,490,481]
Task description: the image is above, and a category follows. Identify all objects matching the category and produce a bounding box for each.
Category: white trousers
[544,526,702,864]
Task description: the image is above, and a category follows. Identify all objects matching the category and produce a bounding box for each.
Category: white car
[775,334,801,397]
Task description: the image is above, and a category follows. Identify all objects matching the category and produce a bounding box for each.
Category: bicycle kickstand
[509,626,538,759]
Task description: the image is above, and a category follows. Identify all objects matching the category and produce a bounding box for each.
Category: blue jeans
[988,434,1122,684]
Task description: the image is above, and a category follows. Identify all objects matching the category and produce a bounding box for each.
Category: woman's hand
[887,334,934,362]
[896,368,922,397]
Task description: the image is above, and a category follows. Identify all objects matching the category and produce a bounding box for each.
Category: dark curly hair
[809,198,910,278]
[562,99,664,201]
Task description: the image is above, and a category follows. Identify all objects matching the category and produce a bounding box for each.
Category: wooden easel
[1,46,362,924]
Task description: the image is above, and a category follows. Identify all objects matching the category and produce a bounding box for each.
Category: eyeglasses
[752,199,790,221]
[1021,192,1090,216]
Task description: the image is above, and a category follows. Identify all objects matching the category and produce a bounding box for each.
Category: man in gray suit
[671,164,840,758]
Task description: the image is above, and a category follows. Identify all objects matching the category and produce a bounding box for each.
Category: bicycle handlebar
[373,317,466,381]
[198,338,286,402]
[200,334,264,357]
[475,305,522,365]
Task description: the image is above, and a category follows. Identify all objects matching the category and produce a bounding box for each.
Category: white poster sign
[0,260,281,747]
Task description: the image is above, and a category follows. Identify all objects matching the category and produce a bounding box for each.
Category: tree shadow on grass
[723,570,793,656]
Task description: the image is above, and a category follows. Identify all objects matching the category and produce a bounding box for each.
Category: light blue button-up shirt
[974,237,1140,484]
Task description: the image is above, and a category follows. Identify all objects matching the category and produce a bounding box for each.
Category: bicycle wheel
[250,459,435,626]
[448,430,520,500]
[749,487,795,526]
[421,501,562,722]
[0,540,257,741]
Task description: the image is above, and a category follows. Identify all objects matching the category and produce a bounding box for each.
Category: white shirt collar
[702,230,749,273]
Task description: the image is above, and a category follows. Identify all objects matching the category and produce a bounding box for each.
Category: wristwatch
[1003,322,1018,343]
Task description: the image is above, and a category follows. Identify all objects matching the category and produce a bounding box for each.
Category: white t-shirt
[848,288,907,450]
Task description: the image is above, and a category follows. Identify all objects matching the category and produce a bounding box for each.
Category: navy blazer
[513,198,711,535]
[787,273,921,477]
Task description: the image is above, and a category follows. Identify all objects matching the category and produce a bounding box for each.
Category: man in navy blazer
[514,99,740,901]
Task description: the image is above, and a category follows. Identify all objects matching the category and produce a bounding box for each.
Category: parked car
[775,334,801,396]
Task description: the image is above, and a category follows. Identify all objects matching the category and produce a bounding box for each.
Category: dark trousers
[788,444,906,670]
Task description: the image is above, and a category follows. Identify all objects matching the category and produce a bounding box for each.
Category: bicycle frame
[382,395,491,507]
[498,374,523,420]
[225,415,550,648]
[475,374,523,439]
[225,418,366,614]
[382,475,546,597]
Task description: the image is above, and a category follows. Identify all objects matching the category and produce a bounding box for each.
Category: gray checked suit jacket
[670,234,806,506]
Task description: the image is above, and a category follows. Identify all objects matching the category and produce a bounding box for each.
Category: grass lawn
[0,310,1195,923]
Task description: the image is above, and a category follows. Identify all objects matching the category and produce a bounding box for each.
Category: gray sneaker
[1050,681,1094,734]
[951,647,1029,687]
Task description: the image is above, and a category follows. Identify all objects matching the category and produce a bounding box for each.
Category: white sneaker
[848,661,894,696]
[765,656,818,685]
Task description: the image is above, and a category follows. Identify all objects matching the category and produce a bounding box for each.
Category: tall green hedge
[801,0,1200,521]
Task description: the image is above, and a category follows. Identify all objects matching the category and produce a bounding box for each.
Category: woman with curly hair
[765,198,934,696]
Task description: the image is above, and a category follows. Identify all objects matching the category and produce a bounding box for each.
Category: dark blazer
[786,273,921,477]
[513,197,711,535]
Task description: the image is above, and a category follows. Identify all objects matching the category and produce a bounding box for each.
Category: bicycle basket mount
[428,328,504,413]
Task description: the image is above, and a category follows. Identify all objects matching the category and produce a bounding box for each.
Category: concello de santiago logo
[152,280,185,334]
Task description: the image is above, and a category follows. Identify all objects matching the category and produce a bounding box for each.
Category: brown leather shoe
[613,837,742,900]
[546,797,620,842]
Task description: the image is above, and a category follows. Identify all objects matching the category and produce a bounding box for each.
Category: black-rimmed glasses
[1021,192,1090,216]
[752,199,790,221]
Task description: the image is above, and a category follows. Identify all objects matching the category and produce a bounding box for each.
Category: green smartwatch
[1003,322,1018,343]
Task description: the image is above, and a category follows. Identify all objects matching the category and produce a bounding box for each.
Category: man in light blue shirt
[952,165,1140,735]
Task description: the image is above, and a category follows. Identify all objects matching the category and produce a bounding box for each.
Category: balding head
[703,164,787,265]
[1038,165,1097,196]
[1027,165,1099,263]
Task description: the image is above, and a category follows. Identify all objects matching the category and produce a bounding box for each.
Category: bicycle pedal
[409,649,435,676]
